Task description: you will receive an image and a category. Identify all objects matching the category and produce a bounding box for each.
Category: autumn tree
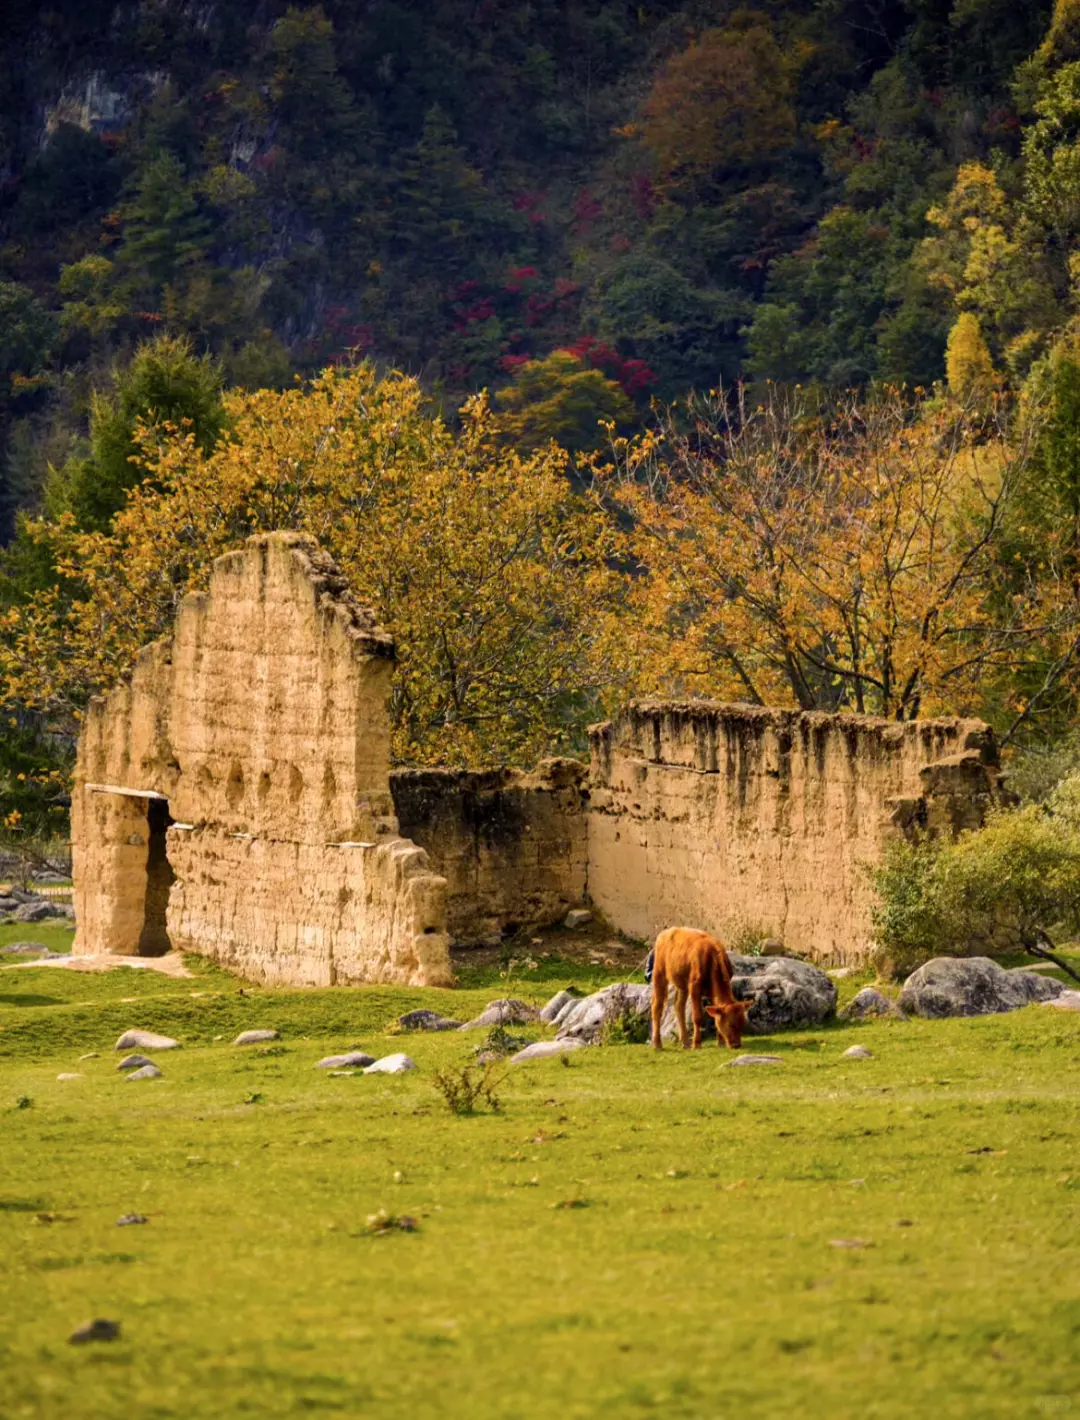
[1,365,622,767]
[494,351,634,454]
[640,20,797,190]
[598,386,1080,736]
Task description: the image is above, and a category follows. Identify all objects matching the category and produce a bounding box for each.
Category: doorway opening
[137,796,175,956]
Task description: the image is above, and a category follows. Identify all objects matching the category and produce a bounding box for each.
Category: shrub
[430,1062,504,1115]
[870,793,1080,976]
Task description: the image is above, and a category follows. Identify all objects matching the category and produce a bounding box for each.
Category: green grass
[1,954,1078,1420]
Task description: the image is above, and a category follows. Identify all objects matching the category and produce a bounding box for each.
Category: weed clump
[431,1061,504,1115]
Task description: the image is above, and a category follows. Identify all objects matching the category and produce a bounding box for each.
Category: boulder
[315,1051,375,1069]
[11,901,67,923]
[899,957,1064,1018]
[396,1009,463,1032]
[556,983,652,1043]
[233,1030,279,1046]
[510,1038,586,1062]
[363,1053,417,1075]
[728,955,837,1034]
[117,1054,153,1072]
[842,1045,874,1060]
[115,1030,180,1051]
[539,989,578,1024]
[460,998,539,1029]
[840,987,904,1021]
[126,1064,162,1080]
[564,909,593,930]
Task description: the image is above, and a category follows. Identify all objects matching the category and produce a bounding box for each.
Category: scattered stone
[233,1030,280,1046]
[722,1054,784,1067]
[117,1054,154,1072]
[114,1030,180,1051]
[1044,990,1080,1012]
[363,1053,417,1075]
[125,1064,163,1080]
[69,1318,121,1345]
[316,1051,376,1069]
[79,1052,99,1061]
[840,987,904,1021]
[461,998,539,1029]
[56,1072,81,1081]
[829,1238,873,1250]
[510,1038,586,1062]
[116,1214,148,1227]
[11,900,68,923]
[1,940,51,955]
[539,989,578,1024]
[396,1009,463,1032]
[564,908,593,930]
[842,1045,874,1059]
[827,967,855,978]
[899,957,1063,1018]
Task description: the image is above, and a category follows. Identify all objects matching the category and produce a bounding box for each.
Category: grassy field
[2,929,1079,1420]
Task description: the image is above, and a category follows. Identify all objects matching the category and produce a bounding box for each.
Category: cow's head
[705,996,755,1049]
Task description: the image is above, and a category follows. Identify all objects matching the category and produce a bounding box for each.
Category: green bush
[870,790,1080,976]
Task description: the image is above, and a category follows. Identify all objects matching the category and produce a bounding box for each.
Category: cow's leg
[690,978,704,1049]
[674,986,690,1049]
[651,970,667,1050]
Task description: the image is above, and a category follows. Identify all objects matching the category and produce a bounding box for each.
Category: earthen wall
[586,702,1007,964]
[391,760,588,942]
[71,533,452,985]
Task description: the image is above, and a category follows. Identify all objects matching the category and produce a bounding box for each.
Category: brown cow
[649,927,754,1050]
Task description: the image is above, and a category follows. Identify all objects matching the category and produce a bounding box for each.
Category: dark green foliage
[60,334,225,533]
[0,0,1067,539]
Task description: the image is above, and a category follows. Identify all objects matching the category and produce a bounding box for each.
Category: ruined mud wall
[391,760,588,943]
[587,702,1007,965]
[72,533,451,985]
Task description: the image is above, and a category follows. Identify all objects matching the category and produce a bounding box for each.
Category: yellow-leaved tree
[596,385,1080,734]
[0,365,625,766]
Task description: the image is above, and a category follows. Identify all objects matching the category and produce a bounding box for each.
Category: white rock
[57,1072,81,1081]
[233,1030,280,1045]
[564,909,593,930]
[363,1053,417,1075]
[722,1054,783,1067]
[510,1038,585,1062]
[114,1030,180,1051]
[842,1044,874,1059]
[827,967,855,978]
[315,1051,375,1069]
[539,990,577,1024]
[125,1064,163,1080]
[1043,990,1080,1011]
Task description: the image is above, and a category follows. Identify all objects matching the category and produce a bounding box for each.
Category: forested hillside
[0,0,1068,535]
[9,0,1080,872]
